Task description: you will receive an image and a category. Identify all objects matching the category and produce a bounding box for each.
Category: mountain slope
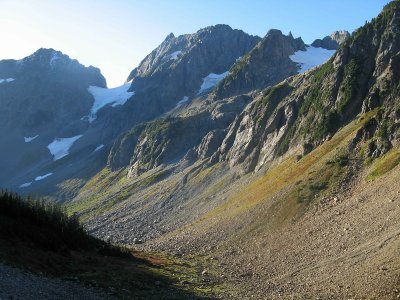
[70,1,400,299]
[215,2,400,174]
[214,30,306,99]
[0,191,223,299]
[0,49,109,194]
[0,26,261,200]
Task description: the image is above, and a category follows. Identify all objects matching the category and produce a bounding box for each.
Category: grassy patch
[197,110,377,228]
[367,148,400,180]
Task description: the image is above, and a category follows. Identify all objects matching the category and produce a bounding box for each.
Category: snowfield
[176,96,189,107]
[19,182,32,188]
[94,144,104,152]
[24,135,39,143]
[47,135,83,161]
[197,71,229,95]
[0,78,15,84]
[19,172,54,188]
[35,173,53,181]
[87,84,134,122]
[290,46,336,73]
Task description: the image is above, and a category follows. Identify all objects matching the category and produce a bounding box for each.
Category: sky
[0,0,391,87]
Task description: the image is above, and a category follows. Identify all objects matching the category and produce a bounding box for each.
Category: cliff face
[0,48,105,135]
[121,1,400,178]
[217,2,400,172]
[127,25,260,109]
[311,30,350,50]
[214,30,306,99]
[0,49,108,190]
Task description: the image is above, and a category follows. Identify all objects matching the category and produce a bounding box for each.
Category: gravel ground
[0,263,109,300]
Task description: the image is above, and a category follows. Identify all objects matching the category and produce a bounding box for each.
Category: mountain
[0,26,260,199]
[214,29,306,99]
[0,49,110,196]
[107,29,337,176]
[311,30,350,50]
[68,1,400,299]
[127,25,260,99]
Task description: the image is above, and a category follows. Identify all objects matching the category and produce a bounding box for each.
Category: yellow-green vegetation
[187,163,222,187]
[196,110,378,231]
[367,148,400,180]
[132,252,231,299]
[67,167,172,221]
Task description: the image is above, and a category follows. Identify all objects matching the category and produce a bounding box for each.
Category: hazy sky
[0,0,391,87]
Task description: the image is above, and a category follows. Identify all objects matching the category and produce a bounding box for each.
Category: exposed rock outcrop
[127,25,260,110]
[217,3,400,172]
[214,30,306,99]
[311,30,350,50]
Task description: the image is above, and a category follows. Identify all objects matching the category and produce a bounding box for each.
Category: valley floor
[0,263,107,300]
[144,161,400,299]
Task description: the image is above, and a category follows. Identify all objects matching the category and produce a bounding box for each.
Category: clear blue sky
[0,0,391,87]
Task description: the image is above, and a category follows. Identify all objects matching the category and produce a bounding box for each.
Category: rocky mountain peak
[124,25,260,118]
[311,30,350,50]
[18,48,73,69]
[7,48,106,88]
[164,32,175,41]
[213,30,306,99]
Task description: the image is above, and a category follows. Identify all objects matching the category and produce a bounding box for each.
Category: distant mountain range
[0,25,346,197]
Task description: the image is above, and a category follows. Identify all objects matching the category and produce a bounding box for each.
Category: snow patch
[290,46,336,74]
[94,144,104,152]
[24,135,39,143]
[35,173,53,181]
[169,51,182,60]
[47,135,83,161]
[49,53,61,67]
[176,96,189,107]
[0,78,15,84]
[87,84,134,122]
[197,72,229,95]
[19,182,32,188]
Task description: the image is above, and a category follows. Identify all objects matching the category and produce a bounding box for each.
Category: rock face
[120,94,253,176]
[0,49,108,195]
[0,48,105,134]
[124,2,400,178]
[216,3,400,172]
[127,25,260,111]
[311,30,350,50]
[214,30,306,99]
[0,26,260,197]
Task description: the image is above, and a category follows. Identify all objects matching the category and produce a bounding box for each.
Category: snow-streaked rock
[0,78,15,84]
[167,50,182,60]
[94,144,104,152]
[47,135,83,161]
[87,84,134,122]
[176,96,189,107]
[19,182,32,188]
[24,135,38,143]
[197,72,229,95]
[34,173,53,181]
[290,46,335,73]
